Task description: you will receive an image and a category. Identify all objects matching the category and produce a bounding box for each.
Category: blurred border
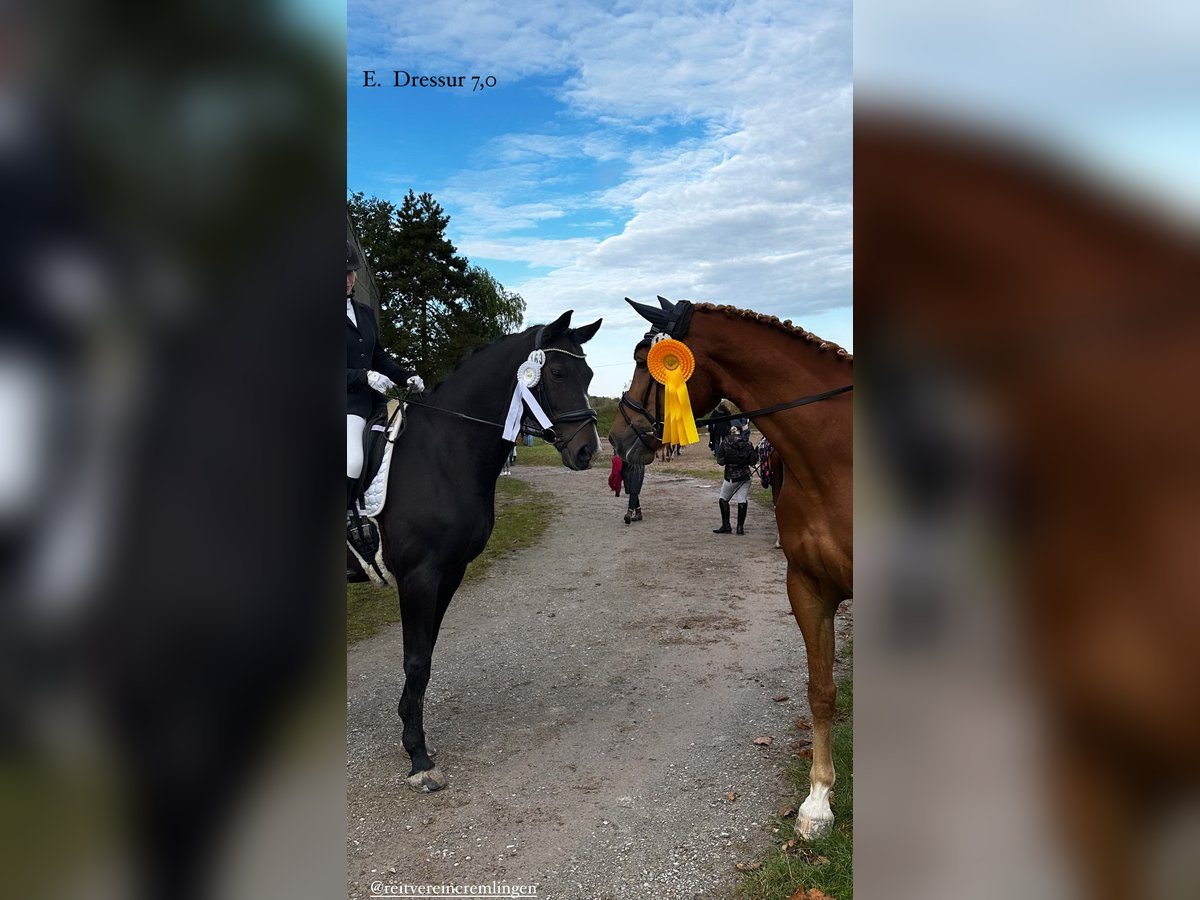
[1,2,346,898]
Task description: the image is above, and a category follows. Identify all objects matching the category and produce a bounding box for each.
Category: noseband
[525,326,599,450]
[618,341,665,452]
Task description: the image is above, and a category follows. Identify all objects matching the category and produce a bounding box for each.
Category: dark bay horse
[857,110,1200,899]
[608,298,853,838]
[379,310,602,791]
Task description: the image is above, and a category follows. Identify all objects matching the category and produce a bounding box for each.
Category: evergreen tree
[348,190,522,384]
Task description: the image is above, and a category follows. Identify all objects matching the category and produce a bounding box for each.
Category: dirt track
[346,460,852,899]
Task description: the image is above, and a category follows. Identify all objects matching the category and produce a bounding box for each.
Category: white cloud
[352,0,853,359]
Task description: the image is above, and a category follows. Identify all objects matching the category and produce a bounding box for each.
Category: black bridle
[403,326,598,451]
[617,343,665,452]
[618,299,853,447]
[527,325,600,448]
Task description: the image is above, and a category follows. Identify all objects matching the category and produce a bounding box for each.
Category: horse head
[535,310,604,471]
[608,296,719,465]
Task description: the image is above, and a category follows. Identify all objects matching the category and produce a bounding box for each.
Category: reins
[694,384,854,428]
[400,395,575,443]
[396,330,598,448]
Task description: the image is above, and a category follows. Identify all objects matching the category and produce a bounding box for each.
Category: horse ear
[544,310,574,339]
[625,297,668,330]
[656,295,673,310]
[571,318,602,344]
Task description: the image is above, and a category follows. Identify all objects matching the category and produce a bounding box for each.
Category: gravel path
[347,461,853,900]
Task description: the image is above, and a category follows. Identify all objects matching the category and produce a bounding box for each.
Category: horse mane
[427,326,539,394]
[694,303,853,362]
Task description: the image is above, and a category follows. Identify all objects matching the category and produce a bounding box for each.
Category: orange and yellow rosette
[647,338,700,446]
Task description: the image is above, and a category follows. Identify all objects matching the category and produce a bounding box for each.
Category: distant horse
[380,311,602,791]
[857,110,1200,899]
[760,441,785,548]
[609,298,852,837]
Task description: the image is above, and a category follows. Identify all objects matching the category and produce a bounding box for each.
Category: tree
[442,266,527,363]
[347,190,524,384]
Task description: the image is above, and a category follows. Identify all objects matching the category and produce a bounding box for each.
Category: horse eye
[550,367,564,378]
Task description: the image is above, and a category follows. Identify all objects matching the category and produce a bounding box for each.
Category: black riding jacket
[716,434,755,483]
[347,298,416,418]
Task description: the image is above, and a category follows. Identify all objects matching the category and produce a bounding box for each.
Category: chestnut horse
[857,110,1200,899]
[608,298,853,838]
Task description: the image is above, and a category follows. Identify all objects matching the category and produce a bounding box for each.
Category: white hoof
[406,768,447,793]
[795,811,835,839]
[795,786,834,839]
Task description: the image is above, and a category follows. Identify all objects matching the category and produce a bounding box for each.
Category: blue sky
[855,0,1200,217]
[348,0,852,397]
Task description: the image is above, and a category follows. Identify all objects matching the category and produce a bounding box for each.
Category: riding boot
[632,508,643,522]
[736,502,748,535]
[713,499,732,533]
[346,477,382,579]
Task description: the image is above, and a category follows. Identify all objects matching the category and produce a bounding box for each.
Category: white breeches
[720,479,750,503]
[347,415,367,479]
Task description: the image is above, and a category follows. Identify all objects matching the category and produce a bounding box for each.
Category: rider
[346,239,424,569]
[713,423,755,535]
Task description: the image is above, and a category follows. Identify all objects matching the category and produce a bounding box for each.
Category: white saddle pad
[348,401,403,587]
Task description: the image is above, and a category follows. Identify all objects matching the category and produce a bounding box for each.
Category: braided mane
[694,303,853,362]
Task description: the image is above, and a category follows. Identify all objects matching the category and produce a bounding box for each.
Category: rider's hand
[407,374,425,394]
[367,371,396,393]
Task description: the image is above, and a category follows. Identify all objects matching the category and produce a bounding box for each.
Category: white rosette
[503,352,554,442]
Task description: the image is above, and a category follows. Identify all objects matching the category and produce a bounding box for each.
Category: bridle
[618,337,665,452]
[402,326,598,452]
[525,325,599,449]
[618,298,853,448]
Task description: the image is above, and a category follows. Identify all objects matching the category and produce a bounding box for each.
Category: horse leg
[397,569,447,792]
[396,563,467,791]
[787,565,840,839]
[1048,730,1144,900]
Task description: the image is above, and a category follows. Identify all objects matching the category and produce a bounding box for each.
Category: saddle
[348,400,403,586]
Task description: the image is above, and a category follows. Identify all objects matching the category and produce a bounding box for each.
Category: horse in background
[380,311,602,791]
[609,298,852,838]
[758,438,785,549]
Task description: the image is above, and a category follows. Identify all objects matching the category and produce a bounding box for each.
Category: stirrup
[346,510,391,586]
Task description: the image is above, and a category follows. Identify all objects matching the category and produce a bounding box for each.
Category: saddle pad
[356,400,403,519]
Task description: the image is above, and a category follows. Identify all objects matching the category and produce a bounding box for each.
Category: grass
[510,439,566,467]
[346,476,557,645]
[736,670,854,900]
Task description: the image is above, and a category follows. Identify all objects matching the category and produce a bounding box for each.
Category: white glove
[407,374,425,394]
[366,371,396,393]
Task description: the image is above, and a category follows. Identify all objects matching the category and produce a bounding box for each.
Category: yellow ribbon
[647,339,700,446]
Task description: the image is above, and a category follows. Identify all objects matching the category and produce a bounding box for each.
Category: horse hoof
[795,811,834,840]
[406,768,447,793]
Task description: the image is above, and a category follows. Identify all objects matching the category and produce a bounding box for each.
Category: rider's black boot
[713,499,732,534]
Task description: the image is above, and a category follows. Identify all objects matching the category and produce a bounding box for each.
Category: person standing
[346,240,424,568]
[622,459,645,524]
[707,401,731,457]
[713,424,755,535]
